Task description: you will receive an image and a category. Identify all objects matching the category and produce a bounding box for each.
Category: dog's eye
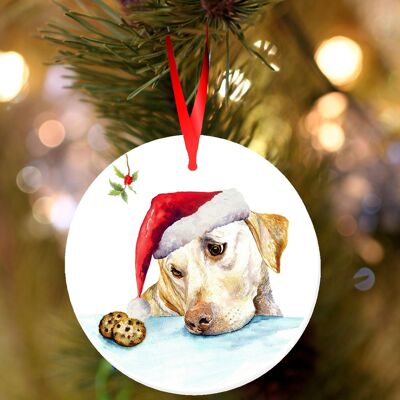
[170,266,183,278]
[207,243,226,257]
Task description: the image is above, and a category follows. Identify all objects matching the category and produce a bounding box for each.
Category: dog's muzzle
[184,302,215,335]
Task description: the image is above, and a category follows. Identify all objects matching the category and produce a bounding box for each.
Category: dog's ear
[245,212,289,273]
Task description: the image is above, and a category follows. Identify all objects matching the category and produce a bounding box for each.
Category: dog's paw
[112,317,146,347]
[127,297,151,321]
[99,311,128,339]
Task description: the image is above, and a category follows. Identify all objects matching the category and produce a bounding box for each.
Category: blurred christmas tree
[1,0,399,399]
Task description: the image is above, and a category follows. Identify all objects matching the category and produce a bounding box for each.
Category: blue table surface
[80,314,303,395]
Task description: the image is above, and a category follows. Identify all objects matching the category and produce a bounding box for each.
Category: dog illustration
[129,189,288,335]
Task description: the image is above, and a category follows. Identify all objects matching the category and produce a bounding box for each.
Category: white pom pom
[127,297,151,321]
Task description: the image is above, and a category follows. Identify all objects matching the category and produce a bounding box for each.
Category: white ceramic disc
[66,135,320,395]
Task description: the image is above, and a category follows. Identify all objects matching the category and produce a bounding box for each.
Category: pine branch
[42,0,279,152]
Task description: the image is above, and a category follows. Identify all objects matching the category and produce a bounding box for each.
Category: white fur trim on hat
[153,189,250,259]
[127,297,151,320]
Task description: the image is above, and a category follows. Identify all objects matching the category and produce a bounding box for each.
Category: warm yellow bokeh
[317,122,345,152]
[315,36,363,87]
[0,51,29,102]
[218,69,251,102]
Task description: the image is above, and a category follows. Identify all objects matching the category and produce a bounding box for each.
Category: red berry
[124,175,133,185]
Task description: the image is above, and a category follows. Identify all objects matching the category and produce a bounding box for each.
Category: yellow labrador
[138,212,288,335]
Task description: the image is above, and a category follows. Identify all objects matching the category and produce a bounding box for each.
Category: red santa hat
[135,189,250,296]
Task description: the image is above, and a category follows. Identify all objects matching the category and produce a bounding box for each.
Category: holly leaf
[132,170,139,181]
[108,189,121,196]
[109,179,123,192]
[121,190,128,203]
[113,165,125,179]
[127,185,136,194]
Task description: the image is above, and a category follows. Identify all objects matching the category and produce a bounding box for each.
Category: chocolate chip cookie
[99,311,128,339]
[112,317,146,347]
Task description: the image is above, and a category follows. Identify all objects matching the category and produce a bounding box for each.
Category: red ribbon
[165,28,209,171]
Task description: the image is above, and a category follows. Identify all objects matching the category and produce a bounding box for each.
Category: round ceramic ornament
[66,134,320,395]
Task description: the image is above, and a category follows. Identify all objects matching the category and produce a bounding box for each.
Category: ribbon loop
[165,29,209,171]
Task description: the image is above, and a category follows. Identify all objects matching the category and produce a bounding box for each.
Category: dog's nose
[184,302,214,334]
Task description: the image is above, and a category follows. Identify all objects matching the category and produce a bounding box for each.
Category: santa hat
[135,189,250,296]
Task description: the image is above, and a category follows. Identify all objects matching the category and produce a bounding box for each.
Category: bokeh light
[336,214,358,236]
[49,194,77,231]
[218,70,251,102]
[254,40,277,54]
[88,123,109,151]
[38,120,66,148]
[356,236,384,264]
[316,92,348,119]
[354,267,375,291]
[268,61,280,72]
[32,196,54,224]
[305,92,349,150]
[304,110,321,136]
[362,194,381,214]
[43,65,69,100]
[316,122,345,152]
[341,174,371,199]
[254,40,280,71]
[315,36,363,87]
[61,104,93,140]
[16,166,42,194]
[0,51,29,102]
